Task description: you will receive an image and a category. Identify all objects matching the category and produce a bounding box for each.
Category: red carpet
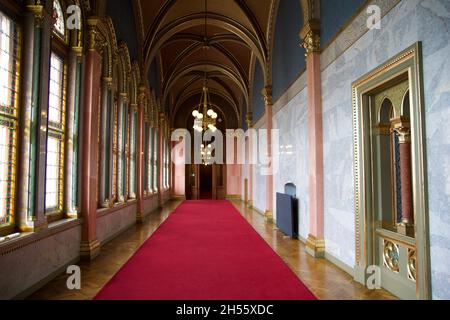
[95,201,316,300]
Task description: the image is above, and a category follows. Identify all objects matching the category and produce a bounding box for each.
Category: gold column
[17,5,43,232]
[262,87,274,223]
[301,20,326,258]
[246,112,253,209]
[394,125,415,237]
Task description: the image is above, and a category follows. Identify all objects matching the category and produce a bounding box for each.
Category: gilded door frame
[351,43,431,299]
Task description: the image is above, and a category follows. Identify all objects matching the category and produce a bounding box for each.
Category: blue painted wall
[107,0,139,61]
[252,62,265,121]
[321,0,366,47]
[272,0,305,101]
[148,60,160,96]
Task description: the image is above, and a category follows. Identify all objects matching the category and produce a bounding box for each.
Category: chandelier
[200,143,213,166]
[192,0,218,133]
[192,79,218,132]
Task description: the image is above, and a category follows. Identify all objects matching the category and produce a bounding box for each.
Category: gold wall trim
[352,42,430,299]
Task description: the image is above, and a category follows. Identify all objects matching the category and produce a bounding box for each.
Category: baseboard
[252,206,265,216]
[13,257,80,300]
[171,195,186,201]
[298,235,307,244]
[99,219,137,247]
[225,195,241,200]
[324,252,355,277]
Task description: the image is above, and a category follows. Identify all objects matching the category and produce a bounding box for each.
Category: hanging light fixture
[200,143,213,165]
[192,0,218,133]
[192,78,218,132]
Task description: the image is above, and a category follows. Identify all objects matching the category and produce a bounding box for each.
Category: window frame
[152,128,158,193]
[0,8,21,236]
[45,0,69,222]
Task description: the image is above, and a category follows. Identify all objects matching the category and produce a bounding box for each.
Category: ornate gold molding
[300,20,321,56]
[394,126,411,144]
[27,5,44,28]
[246,112,253,128]
[301,30,320,56]
[306,235,326,258]
[261,86,273,106]
[352,43,431,299]
[86,17,106,53]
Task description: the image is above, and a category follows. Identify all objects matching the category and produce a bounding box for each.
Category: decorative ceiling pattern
[134,0,278,127]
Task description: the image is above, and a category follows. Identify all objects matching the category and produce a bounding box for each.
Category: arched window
[114,45,131,204]
[146,123,153,194]
[127,67,139,200]
[164,138,169,188]
[0,10,20,232]
[52,0,65,38]
[117,92,127,203]
[153,123,159,192]
[45,0,68,221]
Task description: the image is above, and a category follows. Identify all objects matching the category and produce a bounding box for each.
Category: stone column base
[19,220,48,233]
[80,239,101,261]
[306,235,325,258]
[265,210,274,223]
[136,212,145,224]
[247,200,253,209]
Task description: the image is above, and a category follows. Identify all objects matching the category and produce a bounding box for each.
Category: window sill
[0,218,82,256]
[97,199,137,218]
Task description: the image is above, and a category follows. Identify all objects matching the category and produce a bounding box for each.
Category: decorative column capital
[246,112,253,128]
[119,92,129,104]
[26,5,44,27]
[86,17,106,53]
[102,77,113,89]
[394,126,412,144]
[159,112,166,129]
[300,19,321,56]
[261,86,273,106]
[72,46,84,57]
[138,85,147,105]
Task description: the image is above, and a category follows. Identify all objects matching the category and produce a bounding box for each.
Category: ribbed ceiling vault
[132,0,309,127]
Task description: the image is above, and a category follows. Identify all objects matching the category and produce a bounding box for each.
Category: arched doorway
[199,164,213,199]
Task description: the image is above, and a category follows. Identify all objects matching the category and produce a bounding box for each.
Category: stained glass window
[45,53,65,213]
[53,0,65,37]
[117,103,126,201]
[48,54,64,126]
[153,130,159,192]
[147,127,152,192]
[129,112,137,198]
[45,136,61,210]
[0,11,19,228]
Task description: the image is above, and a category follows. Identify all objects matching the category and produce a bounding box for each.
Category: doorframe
[352,43,431,299]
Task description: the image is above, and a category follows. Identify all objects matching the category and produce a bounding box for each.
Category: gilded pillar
[262,87,274,223]
[17,5,41,231]
[99,77,112,208]
[246,112,254,208]
[80,19,103,260]
[117,92,128,204]
[301,21,325,258]
[158,113,165,207]
[136,87,146,223]
[395,126,415,236]
[33,3,53,232]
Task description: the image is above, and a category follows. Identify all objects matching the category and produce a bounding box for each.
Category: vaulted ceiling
[133,0,279,128]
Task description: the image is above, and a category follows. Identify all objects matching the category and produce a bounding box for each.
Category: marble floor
[28,200,396,300]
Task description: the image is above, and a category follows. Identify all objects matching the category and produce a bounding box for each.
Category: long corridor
[29,201,395,300]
